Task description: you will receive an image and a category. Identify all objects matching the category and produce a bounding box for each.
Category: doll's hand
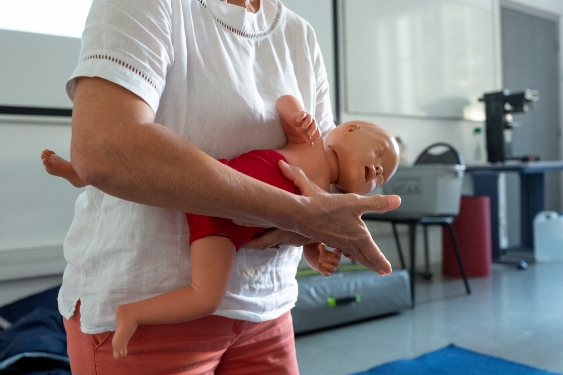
[292,111,321,146]
[112,304,139,360]
[318,247,342,276]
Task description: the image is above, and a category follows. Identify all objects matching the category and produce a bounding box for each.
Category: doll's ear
[344,123,360,133]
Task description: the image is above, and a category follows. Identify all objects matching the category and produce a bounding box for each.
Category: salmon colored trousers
[63,302,299,375]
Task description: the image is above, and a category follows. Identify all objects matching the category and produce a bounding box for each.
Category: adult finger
[278,160,324,196]
[358,194,402,214]
[232,219,267,228]
[339,235,391,276]
[360,240,392,275]
[241,228,314,250]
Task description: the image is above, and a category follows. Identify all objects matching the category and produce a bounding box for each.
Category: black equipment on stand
[479,89,540,163]
[474,89,540,270]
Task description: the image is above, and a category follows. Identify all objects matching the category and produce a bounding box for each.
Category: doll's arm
[41,150,87,188]
[275,95,322,146]
[303,242,342,277]
[112,235,235,359]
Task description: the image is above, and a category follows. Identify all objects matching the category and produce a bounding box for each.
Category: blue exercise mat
[352,344,561,375]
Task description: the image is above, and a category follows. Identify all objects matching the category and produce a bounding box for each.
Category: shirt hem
[213,303,295,323]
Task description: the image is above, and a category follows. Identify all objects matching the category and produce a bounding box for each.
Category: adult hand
[278,160,401,275]
[241,228,316,250]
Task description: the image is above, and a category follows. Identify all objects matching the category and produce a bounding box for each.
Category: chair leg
[408,223,417,307]
[446,223,471,295]
[392,223,406,269]
[421,226,433,280]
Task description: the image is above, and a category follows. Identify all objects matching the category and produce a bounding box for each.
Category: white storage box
[534,211,563,262]
[381,164,465,216]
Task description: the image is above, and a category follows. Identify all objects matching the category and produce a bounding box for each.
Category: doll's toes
[321,264,336,275]
[327,258,340,266]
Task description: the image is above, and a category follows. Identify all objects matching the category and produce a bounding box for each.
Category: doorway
[501,3,562,247]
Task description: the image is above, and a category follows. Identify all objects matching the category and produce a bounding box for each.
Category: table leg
[520,172,544,250]
[409,223,416,307]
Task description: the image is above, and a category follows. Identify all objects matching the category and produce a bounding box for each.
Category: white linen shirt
[59,0,334,334]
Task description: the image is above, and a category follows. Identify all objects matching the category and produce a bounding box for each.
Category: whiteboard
[342,0,496,119]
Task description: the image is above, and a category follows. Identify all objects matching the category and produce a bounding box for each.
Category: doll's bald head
[325,121,400,194]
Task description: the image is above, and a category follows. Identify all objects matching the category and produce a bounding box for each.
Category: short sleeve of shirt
[66,0,174,113]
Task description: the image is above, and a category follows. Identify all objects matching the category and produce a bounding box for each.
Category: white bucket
[534,211,563,262]
[381,164,465,216]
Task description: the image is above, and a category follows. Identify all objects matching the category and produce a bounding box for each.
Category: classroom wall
[339,0,563,176]
[0,24,82,285]
[0,0,336,302]
[0,29,79,108]
[0,117,79,281]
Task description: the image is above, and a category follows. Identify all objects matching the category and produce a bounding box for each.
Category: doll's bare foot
[112,305,139,360]
[41,149,87,188]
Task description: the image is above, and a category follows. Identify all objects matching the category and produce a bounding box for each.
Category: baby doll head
[324,121,399,195]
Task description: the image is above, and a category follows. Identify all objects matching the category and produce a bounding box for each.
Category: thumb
[361,194,401,214]
[278,160,324,196]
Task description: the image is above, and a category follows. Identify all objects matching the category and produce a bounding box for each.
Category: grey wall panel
[0,29,80,109]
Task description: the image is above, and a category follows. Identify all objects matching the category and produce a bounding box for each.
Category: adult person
[42,94,400,360]
[60,0,400,373]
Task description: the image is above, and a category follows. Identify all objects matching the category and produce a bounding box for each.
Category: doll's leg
[41,149,87,188]
[112,235,236,359]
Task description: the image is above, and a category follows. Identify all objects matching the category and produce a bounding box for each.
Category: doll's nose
[375,165,382,175]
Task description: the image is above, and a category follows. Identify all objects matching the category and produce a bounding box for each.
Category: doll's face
[325,121,399,195]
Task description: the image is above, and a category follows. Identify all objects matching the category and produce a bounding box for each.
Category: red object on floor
[442,196,492,278]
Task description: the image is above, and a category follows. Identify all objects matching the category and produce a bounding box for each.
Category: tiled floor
[295,262,563,375]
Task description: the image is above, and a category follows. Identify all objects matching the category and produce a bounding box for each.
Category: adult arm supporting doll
[69,77,399,274]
